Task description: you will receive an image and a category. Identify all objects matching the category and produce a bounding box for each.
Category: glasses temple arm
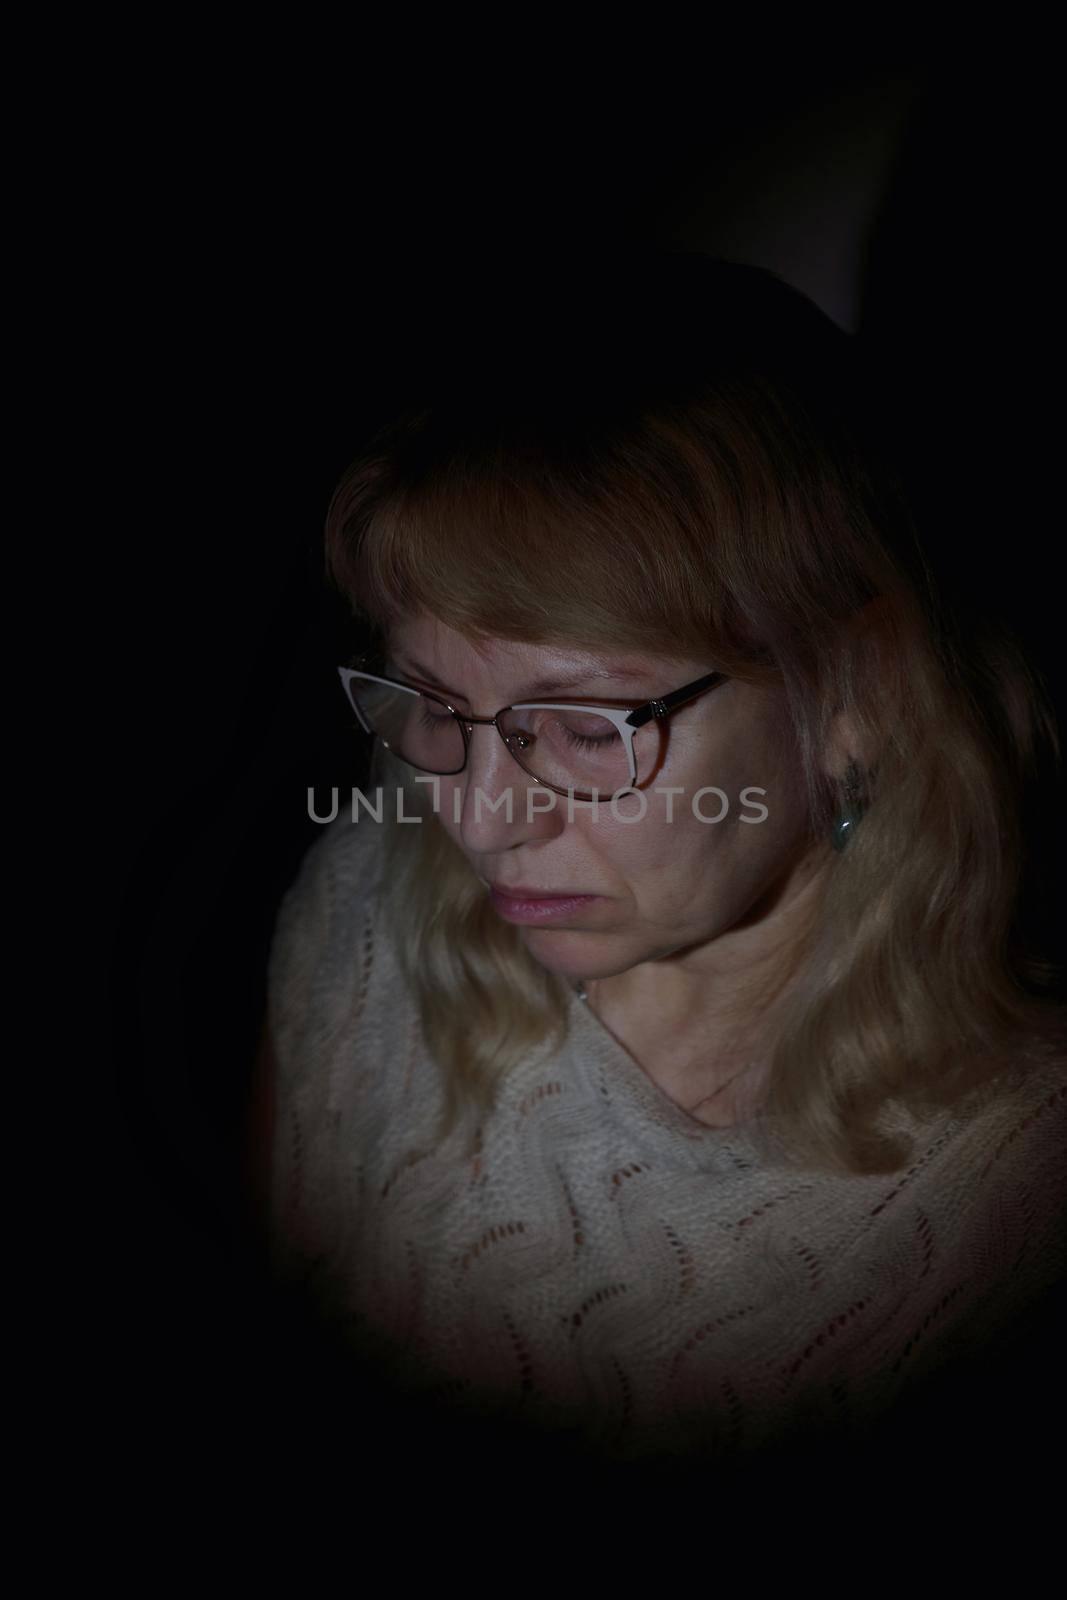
[624,670,727,730]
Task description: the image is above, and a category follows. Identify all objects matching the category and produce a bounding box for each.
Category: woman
[253,251,1067,1471]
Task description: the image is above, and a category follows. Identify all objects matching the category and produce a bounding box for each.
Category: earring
[830,758,867,852]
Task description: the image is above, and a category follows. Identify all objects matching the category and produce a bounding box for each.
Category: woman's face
[385,611,821,988]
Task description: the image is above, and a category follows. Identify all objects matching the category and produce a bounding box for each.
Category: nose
[453,719,563,851]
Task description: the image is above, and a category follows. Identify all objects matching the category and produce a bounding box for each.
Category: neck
[575,846,827,1122]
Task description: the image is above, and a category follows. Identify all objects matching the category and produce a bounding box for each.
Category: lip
[489,882,589,900]
[488,884,602,924]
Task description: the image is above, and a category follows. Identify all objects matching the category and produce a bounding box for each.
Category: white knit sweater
[266,812,1067,1466]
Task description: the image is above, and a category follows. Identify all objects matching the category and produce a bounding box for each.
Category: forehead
[387,613,705,685]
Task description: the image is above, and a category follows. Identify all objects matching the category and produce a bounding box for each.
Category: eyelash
[560,725,619,750]
[417,704,620,749]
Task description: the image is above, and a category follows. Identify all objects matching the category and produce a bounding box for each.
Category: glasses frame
[337,649,730,802]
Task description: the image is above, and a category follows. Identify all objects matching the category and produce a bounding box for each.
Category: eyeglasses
[337,649,729,802]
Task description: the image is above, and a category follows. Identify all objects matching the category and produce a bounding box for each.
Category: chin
[520,931,625,980]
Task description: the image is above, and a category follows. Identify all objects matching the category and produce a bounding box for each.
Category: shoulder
[266,815,388,1049]
[291,811,386,899]
[272,814,386,943]
[916,1049,1067,1187]
[902,1050,1067,1294]
[956,1047,1067,1157]
[893,1050,1067,1404]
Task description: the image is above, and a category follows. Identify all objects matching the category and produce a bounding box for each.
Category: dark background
[97,47,1064,1513]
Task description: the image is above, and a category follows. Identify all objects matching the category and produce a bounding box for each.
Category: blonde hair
[323,252,1065,1176]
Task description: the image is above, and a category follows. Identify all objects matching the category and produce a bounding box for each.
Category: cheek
[591,774,805,885]
[431,778,464,830]
[580,798,724,876]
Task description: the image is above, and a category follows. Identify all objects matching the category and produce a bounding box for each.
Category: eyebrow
[389,652,655,702]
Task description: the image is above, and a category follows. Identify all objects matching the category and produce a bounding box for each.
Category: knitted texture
[266,812,1067,1466]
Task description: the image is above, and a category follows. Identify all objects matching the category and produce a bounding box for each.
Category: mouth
[488,884,603,924]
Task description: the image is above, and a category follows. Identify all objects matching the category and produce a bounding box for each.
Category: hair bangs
[327,403,783,684]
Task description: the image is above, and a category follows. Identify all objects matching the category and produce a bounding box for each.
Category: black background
[94,46,1065,1518]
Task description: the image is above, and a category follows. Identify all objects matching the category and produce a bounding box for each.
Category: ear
[823,595,899,781]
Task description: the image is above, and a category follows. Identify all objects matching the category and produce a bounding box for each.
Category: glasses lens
[346,679,466,774]
[498,706,652,795]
